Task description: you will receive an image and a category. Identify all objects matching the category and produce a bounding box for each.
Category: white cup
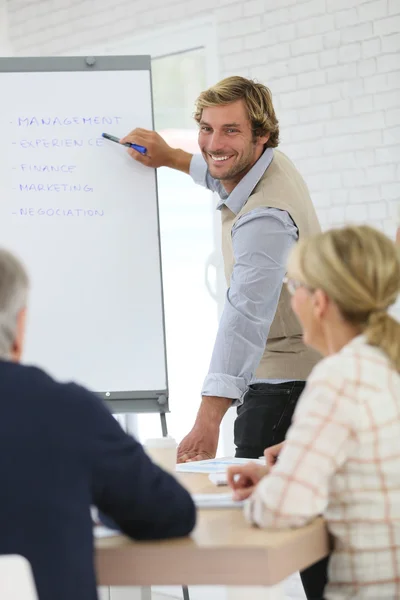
[143,436,177,475]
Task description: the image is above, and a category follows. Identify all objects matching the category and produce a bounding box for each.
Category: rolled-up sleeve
[202,208,298,402]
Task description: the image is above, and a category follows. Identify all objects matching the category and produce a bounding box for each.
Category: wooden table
[96,471,328,597]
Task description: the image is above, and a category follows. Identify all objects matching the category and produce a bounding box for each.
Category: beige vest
[221,150,321,380]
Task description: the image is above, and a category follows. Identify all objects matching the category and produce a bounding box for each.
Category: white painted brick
[313,194,332,209]
[358,0,389,23]
[326,0,359,10]
[323,131,382,154]
[382,183,400,200]
[361,37,381,58]
[297,70,326,88]
[358,58,377,77]
[296,156,334,173]
[364,73,388,93]
[341,23,373,44]
[339,43,361,63]
[374,90,400,110]
[335,8,359,29]
[326,63,357,83]
[242,31,269,49]
[286,140,323,159]
[264,0,297,8]
[297,14,334,37]
[222,49,258,70]
[340,75,368,96]
[323,31,342,49]
[291,35,323,56]
[290,122,325,142]
[375,146,400,164]
[220,37,243,54]
[280,88,312,109]
[352,95,374,115]
[266,43,291,60]
[366,165,396,184]
[298,104,332,123]
[289,54,319,74]
[270,76,297,93]
[332,99,351,118]
[342,169,366,187]
[331,154,359,171]
[215,3,243,22]
[382,219,396,237]
[377,53,399,73]
[387,70,400,88]
[345,204,369,222]
[374,15,400,36]
[243,0,264,17]
[256,59,290,78]
[349,187,381,204]
[389,0,400,15]
[306,172,342,191]
[331,190,349,205]
[290,0,326,20]
[220,15,262,38]
[382,33,400,53]
[309,83,342,104]
[384,127,400,146]
[387,199,400,219]
[277,23,296,42]
[262,8,290,27]
[328,206,346,224]
[279,109,299,125]
[369,202,387,220]
[326,113,385,136]
[317,208,330,226]
[320,48,339,67]
[386,109,400,127]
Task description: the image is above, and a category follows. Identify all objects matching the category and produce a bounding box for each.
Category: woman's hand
[227,463,269,501]
[264,441,285,468]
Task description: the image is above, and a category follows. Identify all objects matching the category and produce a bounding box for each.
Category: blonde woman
[228,225,400,600]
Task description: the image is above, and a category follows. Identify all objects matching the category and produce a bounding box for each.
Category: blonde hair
[194,76,279,148]
[287,225,400,371]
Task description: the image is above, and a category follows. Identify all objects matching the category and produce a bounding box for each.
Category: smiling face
[198,99,269,193]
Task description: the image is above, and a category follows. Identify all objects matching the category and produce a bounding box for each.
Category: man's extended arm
[177,209,298,461]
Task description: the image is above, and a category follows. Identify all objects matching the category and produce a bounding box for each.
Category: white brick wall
[4,0,400,235]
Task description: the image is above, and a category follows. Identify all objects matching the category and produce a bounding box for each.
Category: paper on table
[192,493,244,509]
[94,526,122,539]
[208,472,228,486]
[176,457,264,474]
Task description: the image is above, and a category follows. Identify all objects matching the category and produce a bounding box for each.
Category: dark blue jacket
[0,360,196,600]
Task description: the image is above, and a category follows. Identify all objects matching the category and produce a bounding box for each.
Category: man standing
[122,76,321,464]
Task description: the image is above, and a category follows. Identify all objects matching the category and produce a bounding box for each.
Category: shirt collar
[216,148,274,214]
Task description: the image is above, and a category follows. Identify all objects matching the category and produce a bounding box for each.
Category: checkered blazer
[246,335,400,599]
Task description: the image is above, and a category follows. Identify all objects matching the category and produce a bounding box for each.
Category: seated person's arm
[81,389,196,540]
[246,364,356,529]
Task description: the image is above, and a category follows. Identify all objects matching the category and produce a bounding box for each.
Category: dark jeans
[234,382,329,600]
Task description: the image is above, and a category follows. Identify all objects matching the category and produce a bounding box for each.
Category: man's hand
[264,441,284,468]
[227,463,269,501]
[177,423,219,463]
[120,128,192,172]
[177,396,232,463]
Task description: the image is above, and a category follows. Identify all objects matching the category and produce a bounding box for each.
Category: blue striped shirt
[190,149,299,403]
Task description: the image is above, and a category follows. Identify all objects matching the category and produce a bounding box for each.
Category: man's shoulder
[0,360,102,413]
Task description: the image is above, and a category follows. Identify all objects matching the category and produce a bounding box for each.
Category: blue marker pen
[102,132,147,155]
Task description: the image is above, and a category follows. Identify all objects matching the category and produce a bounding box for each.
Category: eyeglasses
[283,276,314,296]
